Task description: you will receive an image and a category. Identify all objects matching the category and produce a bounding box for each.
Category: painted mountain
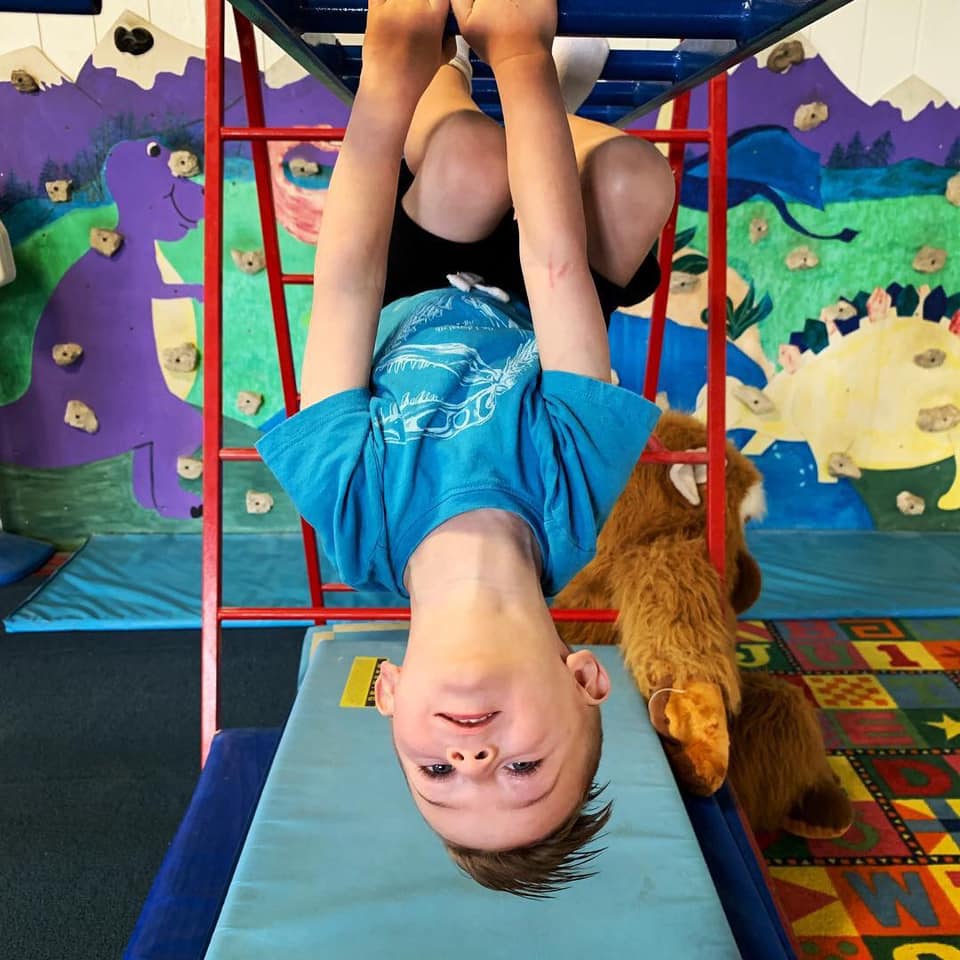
[674,54,960,168]
[0,19,350,223]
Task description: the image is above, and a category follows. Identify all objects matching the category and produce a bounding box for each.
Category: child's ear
[565,650,611,705]
[374,661,401,716]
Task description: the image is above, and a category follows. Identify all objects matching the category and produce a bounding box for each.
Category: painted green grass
[852,459,958,532]
[160,177,316,428]
[1,177,317,424]
[0,205,118,403]
[676,193,960,362]
[0,418,300,547]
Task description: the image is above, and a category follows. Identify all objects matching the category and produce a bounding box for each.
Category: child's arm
[451,0,610,381]
[300,0,449,409]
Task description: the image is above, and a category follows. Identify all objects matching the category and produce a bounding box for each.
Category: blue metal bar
[473,78,672,110]
[315,45,717,86]
[0,0,101,10]
[228,0,855,124]
[291,0,752,38]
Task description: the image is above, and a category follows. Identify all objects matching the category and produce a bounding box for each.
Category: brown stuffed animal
[555,410,853,839]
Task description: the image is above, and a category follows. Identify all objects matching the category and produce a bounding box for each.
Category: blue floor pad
[745,530,960,620]
[3,534,402,633]
[5,530,959,633]
[0,531,54,585]
[122,728,282,960]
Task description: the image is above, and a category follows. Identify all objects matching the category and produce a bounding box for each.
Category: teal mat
[3,534,400,633]
[5,531,960,633]
[204,633,740,959]
[745,530,960,620]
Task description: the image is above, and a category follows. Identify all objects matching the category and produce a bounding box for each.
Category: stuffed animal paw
[648,682,729,796]
[781,775,854,839]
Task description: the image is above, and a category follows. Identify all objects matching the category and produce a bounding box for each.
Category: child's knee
[585,137,676,232]
[417,111,510,218]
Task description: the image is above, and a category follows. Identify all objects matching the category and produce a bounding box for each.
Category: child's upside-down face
[374,609,610,850]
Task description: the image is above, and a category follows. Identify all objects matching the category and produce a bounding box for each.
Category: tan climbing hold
[655,391,670,411]
[947,174,960,207]
[914,348,946,369]
[793,101,829,132]
[766,40,805,74]
[168,150,200,178]
[52,343,83,366]
[896,491,926,516]
[231,249,266,275]
[749,217,768,244]
[236,390,264,416]
[733,382,777,416]
[64,400,98,434]
[670,272,700,294]
[90,228,124,257]
[828,452,861,479]
[45,179,72,202]
[176,456,203,480]
[246,491,274,514]
[821,300,857,323]
[786,246,819,270]
[913,246,947,274]
[11,69,39,93]
[289,156,321,176]
[609,368,620,386]
[917,404,960,433]
[161,342,199,373]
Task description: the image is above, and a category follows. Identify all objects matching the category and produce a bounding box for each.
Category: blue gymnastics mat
[0,531,54,585]
[202,633,746,960]
[6,530,960,633]
[3,533,401,633]
[744,530,960,620]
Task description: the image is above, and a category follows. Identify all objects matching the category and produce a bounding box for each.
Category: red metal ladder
[201,0,728,763]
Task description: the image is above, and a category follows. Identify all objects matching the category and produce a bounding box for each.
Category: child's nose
[446,746,498,771]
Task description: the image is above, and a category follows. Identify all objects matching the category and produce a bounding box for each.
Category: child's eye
[506,761,542,777]
[422,763,455,778]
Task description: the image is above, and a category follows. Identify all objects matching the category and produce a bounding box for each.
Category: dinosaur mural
[697,291,960,511]
[0,139,204,518]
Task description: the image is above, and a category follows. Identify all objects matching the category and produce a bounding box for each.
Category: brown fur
[556,411,852,837]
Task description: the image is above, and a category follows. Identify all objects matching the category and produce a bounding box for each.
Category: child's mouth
[438,712,499,728]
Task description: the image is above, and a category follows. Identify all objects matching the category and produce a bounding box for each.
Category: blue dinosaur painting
[682,126,859,242]
[0,139,204,518]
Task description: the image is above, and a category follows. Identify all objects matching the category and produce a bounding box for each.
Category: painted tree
[866,131,894,167]
[946,136,960,170]
[827,142,848,169]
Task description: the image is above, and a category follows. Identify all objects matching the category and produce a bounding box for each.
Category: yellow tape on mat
[339,656,386,708]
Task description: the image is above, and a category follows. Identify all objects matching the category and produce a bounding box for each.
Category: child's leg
[401,49,511,243]
[569,116,677,289]
[400,60,674,288]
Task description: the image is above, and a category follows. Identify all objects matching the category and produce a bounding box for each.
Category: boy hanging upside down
[257,0,675,896]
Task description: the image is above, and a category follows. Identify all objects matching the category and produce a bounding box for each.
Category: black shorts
[382,161,661,326]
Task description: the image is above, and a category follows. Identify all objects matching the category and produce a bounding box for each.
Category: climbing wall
[0,0,958,541]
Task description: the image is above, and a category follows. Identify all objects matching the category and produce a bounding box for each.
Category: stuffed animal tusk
[669,463,701,506]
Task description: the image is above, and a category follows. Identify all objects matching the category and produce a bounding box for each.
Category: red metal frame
[202,0,729,763]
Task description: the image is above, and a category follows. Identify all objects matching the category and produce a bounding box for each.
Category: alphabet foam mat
[744,617,960,957]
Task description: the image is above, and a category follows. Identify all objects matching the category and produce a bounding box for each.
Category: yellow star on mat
[926,714,960,741]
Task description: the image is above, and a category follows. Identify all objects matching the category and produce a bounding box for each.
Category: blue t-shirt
[256,287,660,598]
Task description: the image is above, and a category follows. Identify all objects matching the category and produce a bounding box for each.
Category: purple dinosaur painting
[0,139,204,518]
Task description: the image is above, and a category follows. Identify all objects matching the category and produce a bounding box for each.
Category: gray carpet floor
[0,580,301,960]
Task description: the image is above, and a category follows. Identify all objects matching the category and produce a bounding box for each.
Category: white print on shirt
[376,339,538,444]
[380,291,523,358]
